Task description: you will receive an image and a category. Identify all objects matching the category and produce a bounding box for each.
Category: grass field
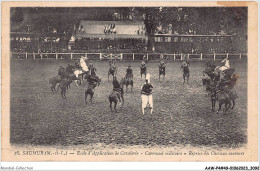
[10,59,247,149]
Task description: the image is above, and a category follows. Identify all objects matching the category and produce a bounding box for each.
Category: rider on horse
[65,64,74,74]
[181,57,190,72]
[141,77,153,114]
[126,65,133,78]
[219,57,230,72]
[58,66,65,78]
[74,62,81,69]
[159,60,166,68]
[140,61,146,68]
[113,76,123,97]
[111,60,116,68]
[182,57,190,67]
[215,57,234,81]
[79,56,89,72]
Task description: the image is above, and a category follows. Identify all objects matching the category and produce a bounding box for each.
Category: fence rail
[10,52,247,61]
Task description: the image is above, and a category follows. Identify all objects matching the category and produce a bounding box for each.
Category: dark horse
[159,64,166,80]
[181,64,190,84]
[140,64,147,78]
[108,78,124,112]
[59,77,73,99]
[85,68,101,105]
[140,67,147,78]
[122,75,133,92]
[209,82,238,113]
[108,61,117,80]
[49,75,62,93]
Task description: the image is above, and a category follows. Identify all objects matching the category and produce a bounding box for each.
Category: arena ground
[10,59,247,149]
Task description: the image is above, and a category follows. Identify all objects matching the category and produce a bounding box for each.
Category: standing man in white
[141,74,153,115]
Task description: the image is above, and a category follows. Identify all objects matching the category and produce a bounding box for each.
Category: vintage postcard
[1,1,258,162]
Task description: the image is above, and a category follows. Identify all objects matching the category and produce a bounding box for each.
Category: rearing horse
[108,61,117,80]
[140,61,147,78]
[85,68,101,105]
[122,75,133,92]
[181,62,190,84]
[108,77,124,112]
[158,63,166,80]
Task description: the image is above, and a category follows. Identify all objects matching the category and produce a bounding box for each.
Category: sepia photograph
[1,1,258,163]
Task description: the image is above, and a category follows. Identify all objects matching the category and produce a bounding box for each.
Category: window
[165,37,171,42]
[155,37,163,42]
[180,37,188,42]
[174,37,178,42]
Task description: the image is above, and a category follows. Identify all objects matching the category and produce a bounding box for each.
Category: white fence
[10,52,247,61]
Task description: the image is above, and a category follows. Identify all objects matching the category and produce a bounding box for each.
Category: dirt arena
[10,59,247,149]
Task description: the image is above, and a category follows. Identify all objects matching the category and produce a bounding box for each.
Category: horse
[49,75,62,93]
[73,69,85,86]
[108,78,124,112]
[141,73,153,114]
[181,65,190,84]
[63,69,81,89]
[108,61,117,80]
[122,75,133,92]
[139,63,147,79]
[209,85,238,114]
[85,72,101,105]
[59,77,72,99]
[158,64,166,80]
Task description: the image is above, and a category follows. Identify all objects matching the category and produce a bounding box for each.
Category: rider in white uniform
[219,57,230,72]
[214,57,230,79]
[79,56,89,72]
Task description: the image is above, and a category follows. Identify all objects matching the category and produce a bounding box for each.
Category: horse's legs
[51,86,55,93]
[226,100,231,111]
[231,100,235,109]
[211,99,215,111]
[217,102,222,113]
[187,75,190,84]
[114,102,118,112]
[183,75,185,85]
[126,85,128,92]
[75,80,79,86]
[61,89,65,99]
[90,92,94,105]
[110,100,113,111]
[121,94,124,106]
[53,83,58,92]
[85,91,88,104]
[224,101,231,114]
[64,91,67,100]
